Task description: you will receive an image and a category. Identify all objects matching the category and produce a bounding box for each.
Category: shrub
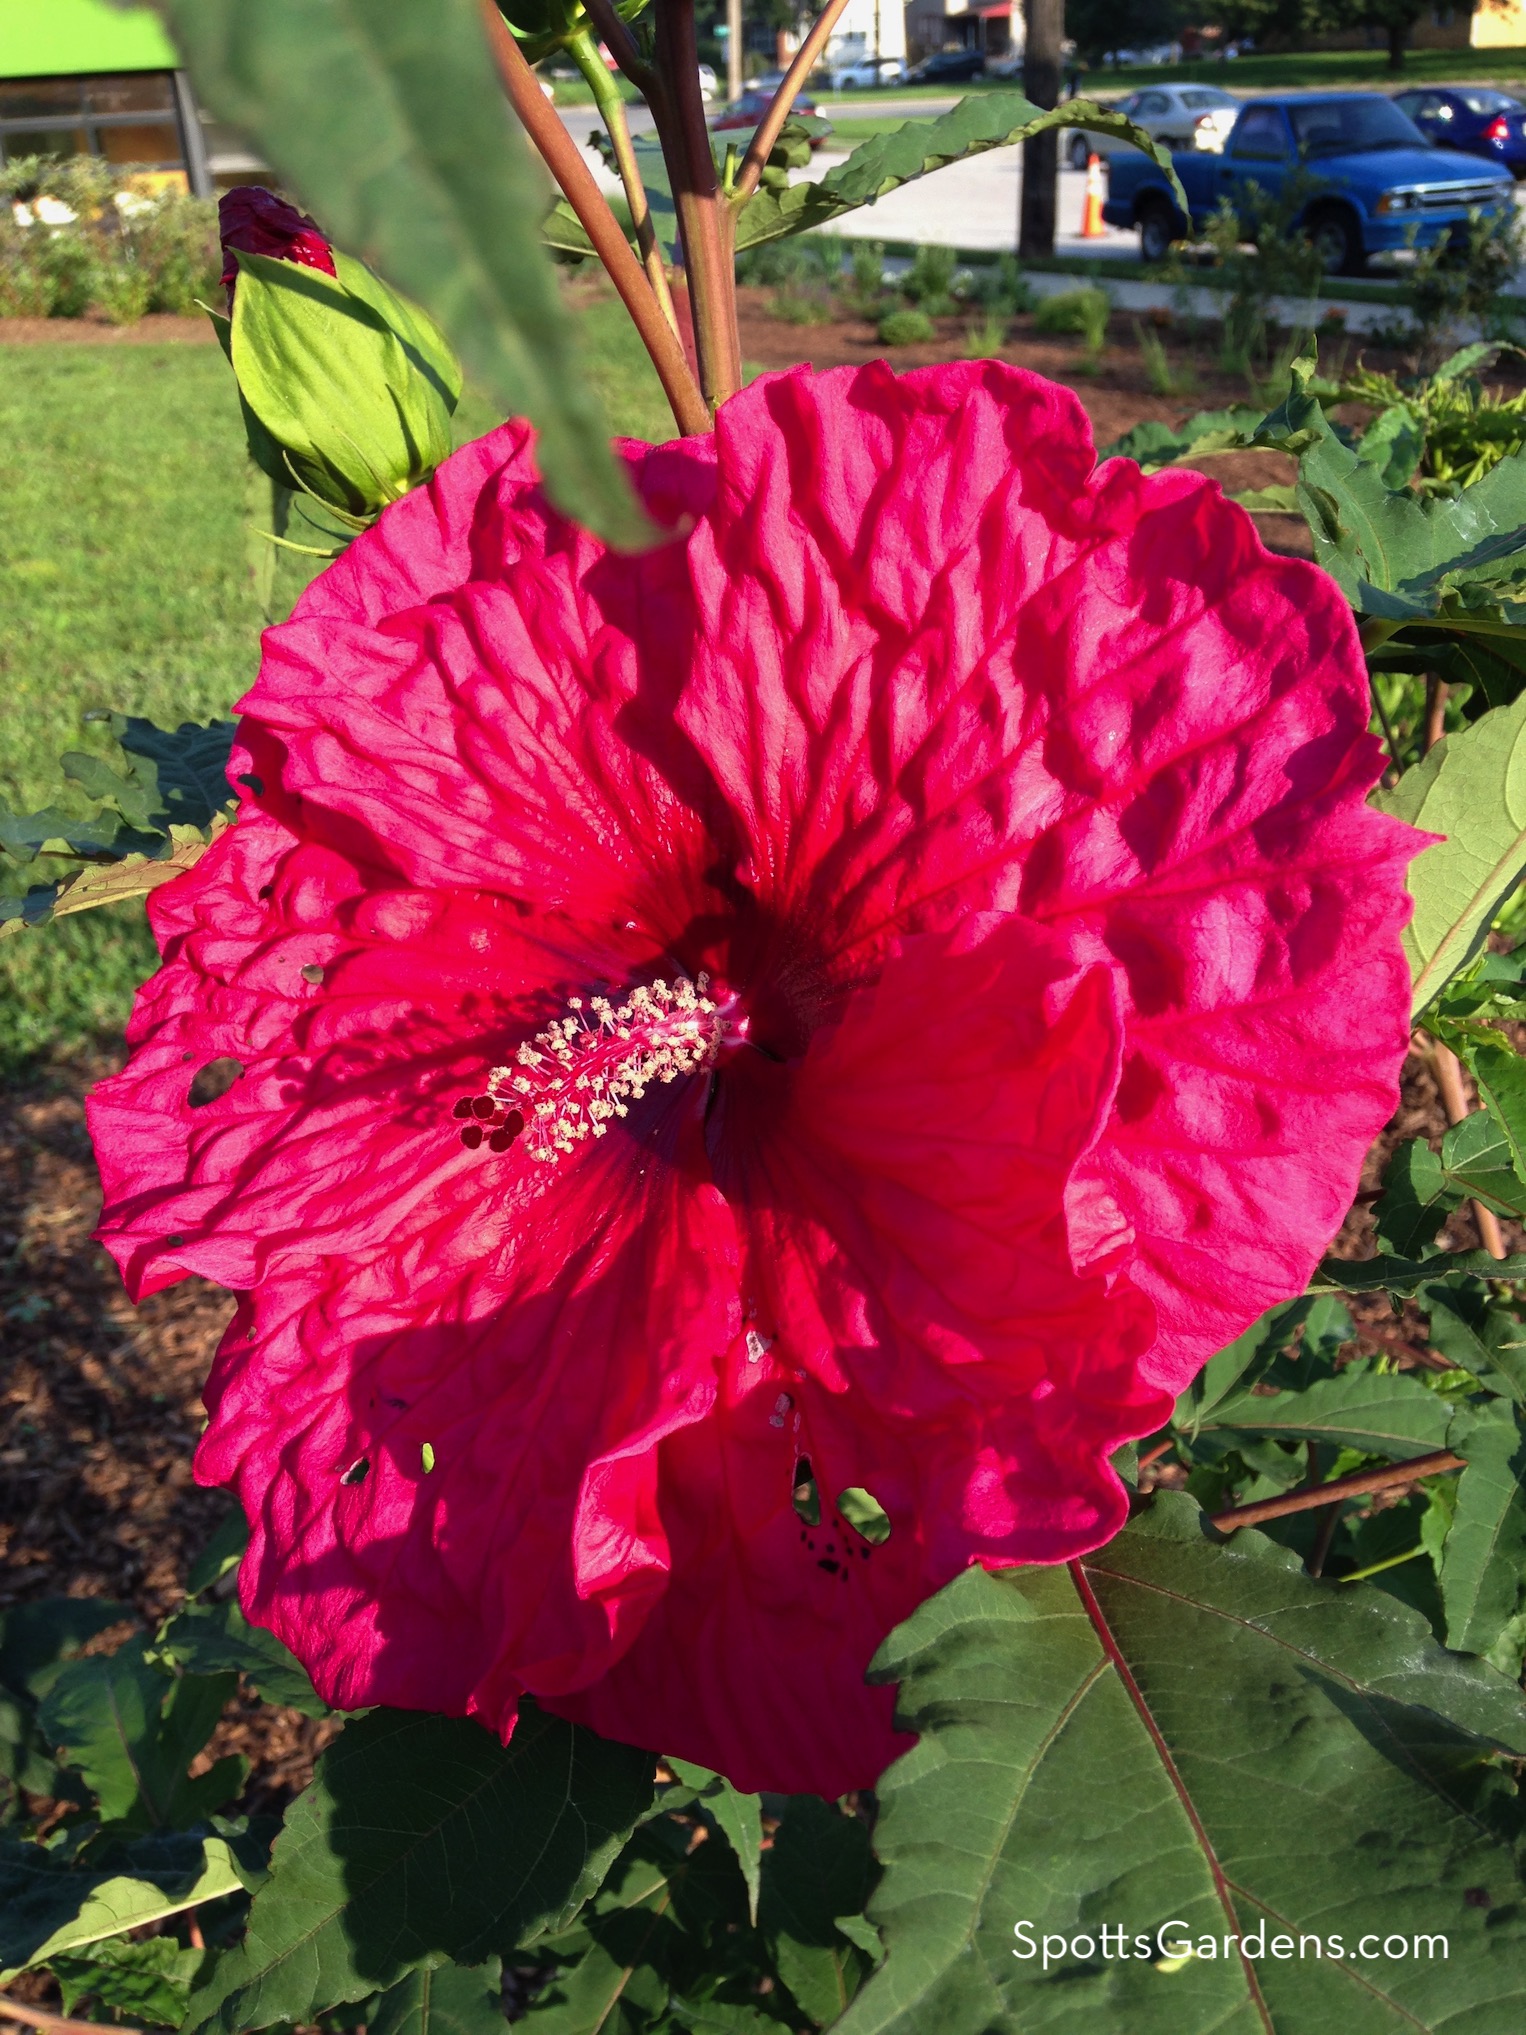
[902,242,957,317]
[847,238,886,311]
[878,307,936,346]
[0,156,219,324]
[1033,287,1110,346]
[974,253,1034,317]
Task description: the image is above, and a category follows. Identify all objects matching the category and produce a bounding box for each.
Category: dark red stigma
[454,1092,525,1155]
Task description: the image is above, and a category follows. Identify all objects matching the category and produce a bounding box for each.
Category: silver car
[1066,84,1239,169]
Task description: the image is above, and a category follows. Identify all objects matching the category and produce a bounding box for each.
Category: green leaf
[1356,403,1425,492]
[39,1651,243,1833]
[185,1703,655,2033]
[185,1511,250,1598]
[0,1832,258,1982]
[760,1798,875,2029]
[49,1934,201,2028]
[104,714,237,833]
[1199,1359,1455,1459]
[1374,691,1526,1014]
[734,95,1189,251]
[370,1960,507,2035]
[1458,1029,1526,1183]
[1440,1403,1526,1653]
[151,1601,327,1720]
[1317,1248,1526,1292]
[1098,406,1262,470]
[158,0,650,546]
[1373,1138,1461,1258]
[838,1493,1526,2035]
[1293,396,1526,620]
[664,1759,762,1928]
[1425,1278,1526,1401]
[0,1600,133,1797]
[1441,1109,1526,1218]
[1172,1299,1319,1432]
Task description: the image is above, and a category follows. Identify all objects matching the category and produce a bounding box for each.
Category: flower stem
[477,0,708,437]
[567,28,682,343]
[1208,1447,1464,1533]
[731,0,854,203]
[0,2001,146,2035]
[651,0,741,409]
[579,0,653,92]
[1424,1031,1509,1259]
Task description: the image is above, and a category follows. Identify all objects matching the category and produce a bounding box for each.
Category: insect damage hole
[791,1457,821,1527]
[187,1057,244,1107]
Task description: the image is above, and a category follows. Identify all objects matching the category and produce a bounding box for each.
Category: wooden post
[1020,0,1063,258]
[727,0,744,102]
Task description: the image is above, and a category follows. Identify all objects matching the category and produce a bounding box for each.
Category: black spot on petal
[341,1456,370,1486]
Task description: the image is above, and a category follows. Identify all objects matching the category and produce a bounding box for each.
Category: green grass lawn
[0,285,671,1072]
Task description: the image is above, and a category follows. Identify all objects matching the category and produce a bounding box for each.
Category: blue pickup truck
[1103,93,1513,274]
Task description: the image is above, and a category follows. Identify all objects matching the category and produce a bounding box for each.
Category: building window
[0,71,187,177]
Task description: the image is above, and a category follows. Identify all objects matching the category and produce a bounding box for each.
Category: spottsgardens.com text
[1013,1921,1449,1973]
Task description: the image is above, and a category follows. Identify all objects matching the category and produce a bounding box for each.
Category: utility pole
[727,0,743,102]
[1019,0,1063,257]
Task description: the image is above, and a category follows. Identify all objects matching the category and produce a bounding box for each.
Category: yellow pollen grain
[487,970,723,1166]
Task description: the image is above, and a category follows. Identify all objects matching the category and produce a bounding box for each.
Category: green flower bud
[216,248,464,520]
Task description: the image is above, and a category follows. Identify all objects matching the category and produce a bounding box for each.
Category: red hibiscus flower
[218,184,336,297]
[89,363,1416,1794]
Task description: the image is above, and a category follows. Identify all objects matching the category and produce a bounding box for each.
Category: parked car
[827,56,906,90]
[905,50,985,85]
[1065,83,1239,169]
[1103,92,1512,273]
[1392,85,1526,179]
[711,88,826,143]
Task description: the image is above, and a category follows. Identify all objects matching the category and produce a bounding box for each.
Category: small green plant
[902,242,957,317]
[963,308,1009,356]
[1034,286,1110,366]
[878,306,936,346]
[974,252,1033,317]
[1134,317,1194,398]
[847,238,886,313]
[1406,205,1526,367]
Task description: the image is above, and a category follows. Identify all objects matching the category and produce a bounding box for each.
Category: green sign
[0,0,179,79]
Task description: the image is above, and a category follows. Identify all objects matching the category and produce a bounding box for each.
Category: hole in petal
[187,1057,244,1108]
[340,1456,370,1486]
[791,1457,821,1527]
[421,1443,436,1474]
[837,1487,892,1545]
[301,963,324,985]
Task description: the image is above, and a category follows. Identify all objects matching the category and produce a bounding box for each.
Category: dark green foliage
[839,1495,1526,2035]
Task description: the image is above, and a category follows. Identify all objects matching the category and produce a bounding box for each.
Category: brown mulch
[0,312,212,345]
[0,1051,336,1806]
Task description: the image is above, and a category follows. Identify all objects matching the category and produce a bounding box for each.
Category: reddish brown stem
[0,2003,145,2035]
[651,0,740,407]
[1209,1448,1464,1532]
[732,0,855,202]
[1427,1035,1509,1260]
[478,1,708,436]
[1423,673,1449,755]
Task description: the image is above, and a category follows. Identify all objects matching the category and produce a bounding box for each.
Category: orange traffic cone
[1080,152,1106,239]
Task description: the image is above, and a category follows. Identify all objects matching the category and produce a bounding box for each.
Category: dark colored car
[1392,85,1526,178]
[906,50,985,84]
[710,88,825,144]
[1104,93,1511,274]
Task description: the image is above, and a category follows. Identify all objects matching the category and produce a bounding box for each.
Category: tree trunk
[1020,0,1064,257]
[1387,21,1407,73]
